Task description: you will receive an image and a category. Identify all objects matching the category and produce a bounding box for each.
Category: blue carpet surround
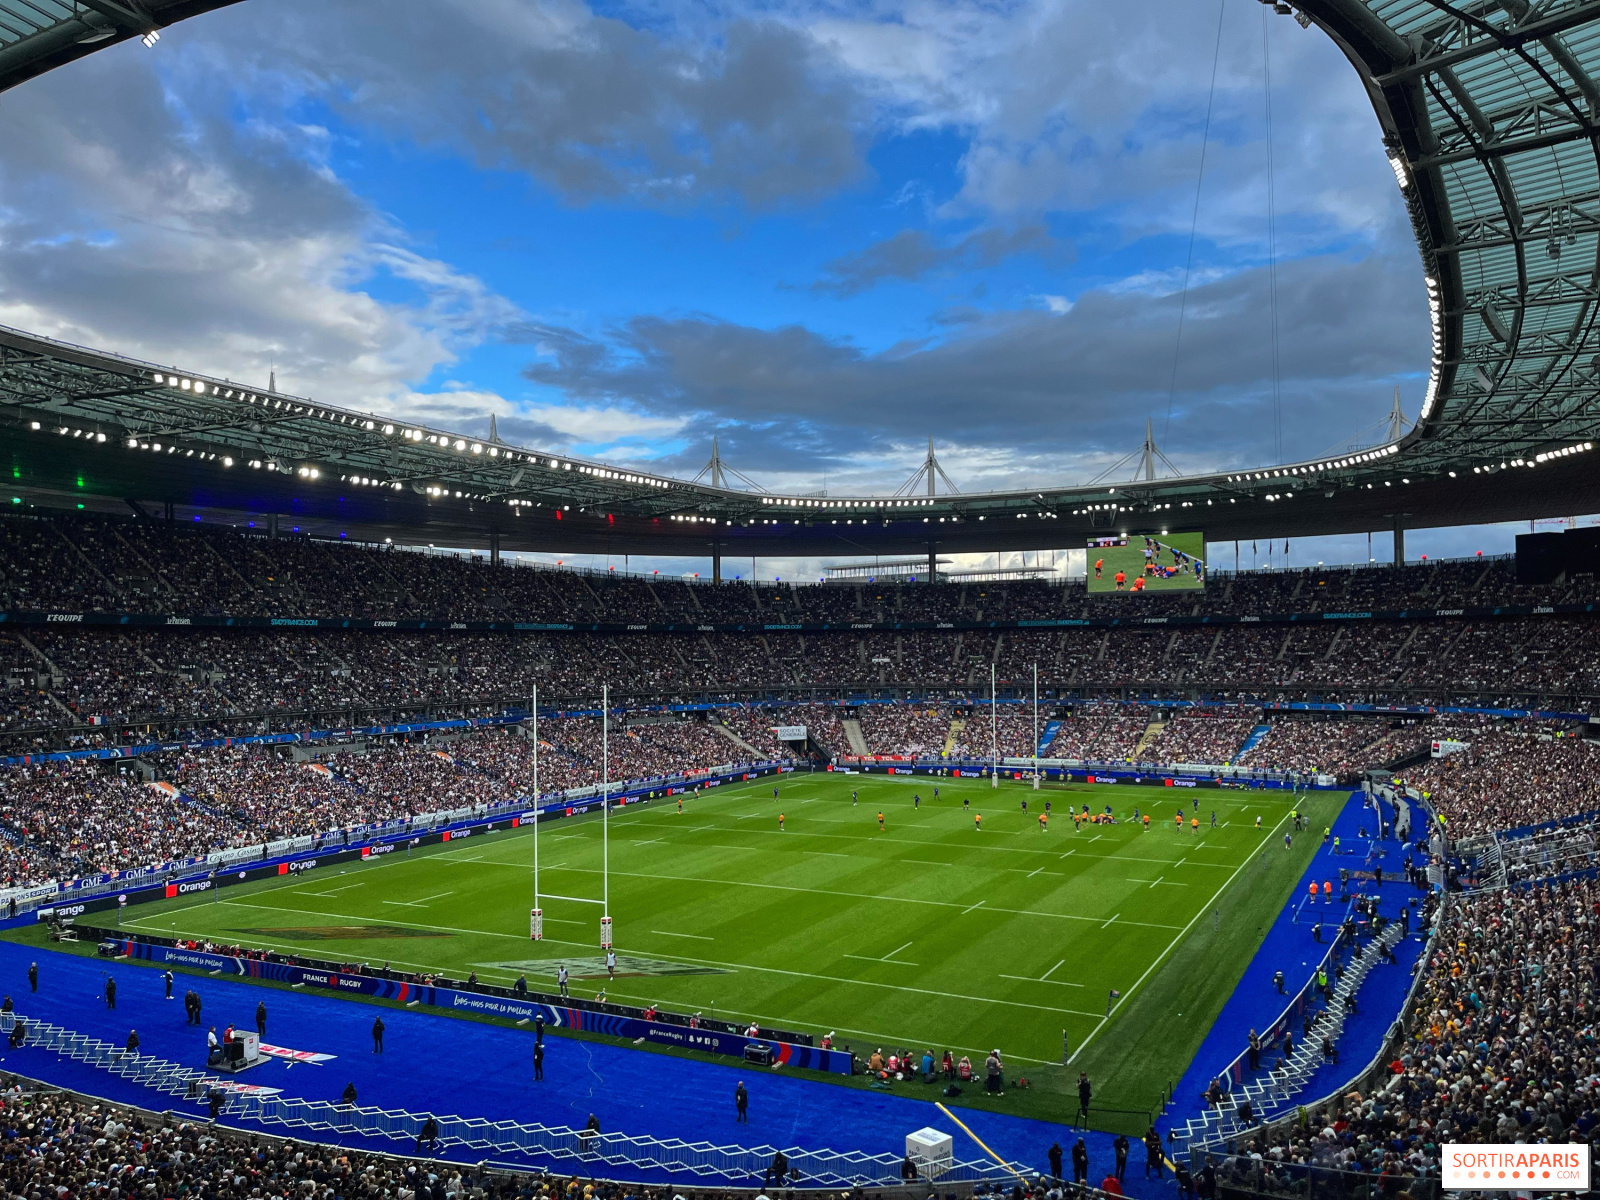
[0,792,1429,1196]
[1165,791,1431,1131]
[0,939,1148,1192]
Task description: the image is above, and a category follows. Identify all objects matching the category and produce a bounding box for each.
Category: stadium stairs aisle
[1164,791,1430,1130]
[0,937,1177,1195]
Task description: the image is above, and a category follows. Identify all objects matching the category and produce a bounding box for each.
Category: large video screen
[1088,532,1206,593]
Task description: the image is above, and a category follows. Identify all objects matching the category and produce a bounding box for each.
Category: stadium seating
[3,510,1600,885]
[8,507,1600,1195]
[3,514,1600,749]
[0,1080,559,1200]
[3,512,1599,624]
[0,722,773,886]
[1222,876,1600,1181]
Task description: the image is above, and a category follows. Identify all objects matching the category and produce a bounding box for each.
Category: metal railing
[0,1011,1022,1188]
[1190,1150,1440,1200]
[1179,900,1445,1168]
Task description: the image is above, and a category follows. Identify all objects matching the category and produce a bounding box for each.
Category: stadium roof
[4,0,1600,558]
[0,0,238,93]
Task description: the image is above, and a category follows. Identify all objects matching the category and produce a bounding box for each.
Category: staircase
[711,721,760,758]
[943,718,966,757]
[841,718,869,757]
[1170,922,1406,1153]
[1236,725,1272,757]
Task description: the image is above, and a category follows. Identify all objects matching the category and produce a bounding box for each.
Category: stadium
[0,1,1596,1199]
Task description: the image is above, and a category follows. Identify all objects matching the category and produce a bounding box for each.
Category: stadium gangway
[0,1011,1026,1189]
[1170,922,1405,1153]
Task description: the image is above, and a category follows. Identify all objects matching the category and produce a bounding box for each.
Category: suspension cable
[1162,0,1228,445]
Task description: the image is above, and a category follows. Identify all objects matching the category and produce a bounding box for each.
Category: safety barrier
[0,1011,1023,1187]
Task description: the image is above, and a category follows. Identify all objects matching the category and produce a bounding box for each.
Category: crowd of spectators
[0,1081,632,1200]
[854,705,953,757]
[1044,706,1150,762]
[3,613,1600,743]
[5,513,1600,626]
[1236,718,1393,777]
[1395,722,1600,837]
[0,761,236,884]
[1145,710,1258,765]
[1228,879,1597,1180]
[0,717,788,886]
[951,707,1048,759]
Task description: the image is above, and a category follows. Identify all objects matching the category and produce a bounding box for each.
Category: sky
[0,0,1564,578]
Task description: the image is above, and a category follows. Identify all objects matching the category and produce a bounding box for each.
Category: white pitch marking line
[651,930,713,941]
[1040,959,1066,981]
[999,974,1083,988]
[845,954,920,967]
[541,893,606,905]
[213,897,1096,1017]
[961,899,987,915]
[1069,805,1295,1065]
[1102,912,1120,929]
[882,941,913,961]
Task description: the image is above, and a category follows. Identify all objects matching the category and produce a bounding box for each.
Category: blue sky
[0,0,1558,575]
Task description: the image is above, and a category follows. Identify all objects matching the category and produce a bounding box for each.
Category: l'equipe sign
[1442,1145,1589,1190]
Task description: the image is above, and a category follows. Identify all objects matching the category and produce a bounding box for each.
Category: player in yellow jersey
[1191,816,1199,832]
[1142,814,1150,830]
[974,813,982,831]
[779,813,785,831]
[1038,812,1047,831]
[878,811,885,831]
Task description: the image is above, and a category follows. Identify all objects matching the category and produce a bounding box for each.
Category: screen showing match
[1087,532,1207,593]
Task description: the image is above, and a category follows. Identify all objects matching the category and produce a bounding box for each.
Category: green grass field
[112,775,1340,1127]
[1088,532,1206,594]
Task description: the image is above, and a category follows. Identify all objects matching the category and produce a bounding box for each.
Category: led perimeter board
[1088,532,1206,593]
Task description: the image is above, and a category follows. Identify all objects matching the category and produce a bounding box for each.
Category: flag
[1109,989,1121,999]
